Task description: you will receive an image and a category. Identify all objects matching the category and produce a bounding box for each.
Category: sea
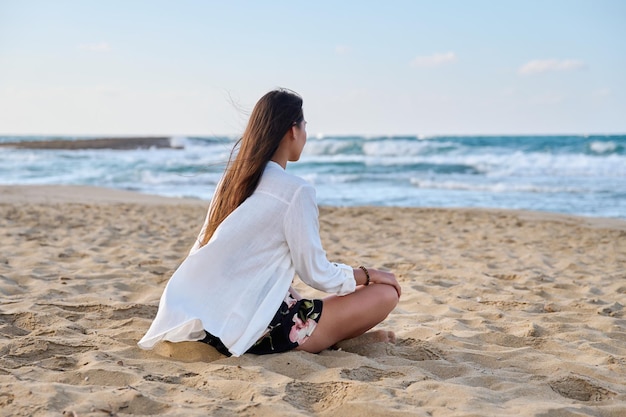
[1,134,625,219]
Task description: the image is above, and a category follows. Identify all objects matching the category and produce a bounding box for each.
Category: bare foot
[334,330,396,351]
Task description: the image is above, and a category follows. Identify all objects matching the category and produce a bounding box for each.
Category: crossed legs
[296,283,399,353]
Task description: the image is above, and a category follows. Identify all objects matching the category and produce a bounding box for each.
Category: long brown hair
[199,89,304,247]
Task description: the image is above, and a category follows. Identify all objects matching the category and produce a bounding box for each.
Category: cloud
[335,45,350,55]
[78,41,111,52]
[88,85,124,97]
[530,92,564,105]
[518,59,585,75]
[592,88,611,98]
[410,52,457,68]
[499,87,517,97]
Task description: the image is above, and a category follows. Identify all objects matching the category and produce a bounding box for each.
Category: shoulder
[257,162,314,201]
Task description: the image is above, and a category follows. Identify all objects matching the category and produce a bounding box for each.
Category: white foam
[2,135,625,218]
[170,136,187,148]
[409,178,585,194]
[362,139,442,156]
[589,141,617,154]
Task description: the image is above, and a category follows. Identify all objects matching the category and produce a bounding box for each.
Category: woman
[138,89,401,357]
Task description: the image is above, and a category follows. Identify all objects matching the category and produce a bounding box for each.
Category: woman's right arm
[284,184,356,295]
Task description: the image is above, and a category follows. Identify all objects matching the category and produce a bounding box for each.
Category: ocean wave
[409,179,588,194]
[589,140,620,154]
[1,134,624,218]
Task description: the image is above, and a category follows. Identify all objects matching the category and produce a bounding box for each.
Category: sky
[0,0,624,136]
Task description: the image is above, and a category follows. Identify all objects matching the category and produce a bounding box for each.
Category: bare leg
[296,284,399,354]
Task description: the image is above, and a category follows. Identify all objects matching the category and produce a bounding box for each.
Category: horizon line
[1,132,625,138]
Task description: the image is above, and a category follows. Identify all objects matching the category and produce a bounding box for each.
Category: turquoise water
[1,135,625,219]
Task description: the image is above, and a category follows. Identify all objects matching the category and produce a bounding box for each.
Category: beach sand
[1,185,625,416]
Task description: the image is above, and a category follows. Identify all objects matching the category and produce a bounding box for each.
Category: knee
[378,284,399,312]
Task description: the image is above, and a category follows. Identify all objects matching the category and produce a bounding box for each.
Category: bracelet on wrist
[359,265,370,286]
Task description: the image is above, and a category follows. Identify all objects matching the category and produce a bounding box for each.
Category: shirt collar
[266,160,285,171]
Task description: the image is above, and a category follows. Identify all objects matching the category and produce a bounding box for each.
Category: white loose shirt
[138,161,355,356]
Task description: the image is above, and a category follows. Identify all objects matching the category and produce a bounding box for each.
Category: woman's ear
[291,125,298,140]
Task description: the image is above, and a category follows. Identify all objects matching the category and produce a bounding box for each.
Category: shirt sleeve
[283,184,356,295]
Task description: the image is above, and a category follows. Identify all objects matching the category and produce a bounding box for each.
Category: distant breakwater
[0,137,182,150]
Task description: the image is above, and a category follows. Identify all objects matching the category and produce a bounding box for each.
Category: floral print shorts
[246,293,323,355]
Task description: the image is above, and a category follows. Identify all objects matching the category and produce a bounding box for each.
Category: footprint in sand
[144,371,198,384]
[4,338,93,367]
[597,302,623,317]
[284,381,352,413]
[336,336,443,361]
[0,392,14,407]
[549,375,616,402]
[340,366,404,382]
[53,303,158,320]
[393,338,444,361]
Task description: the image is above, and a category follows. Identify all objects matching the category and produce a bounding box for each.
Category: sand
[1,185,625,416]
